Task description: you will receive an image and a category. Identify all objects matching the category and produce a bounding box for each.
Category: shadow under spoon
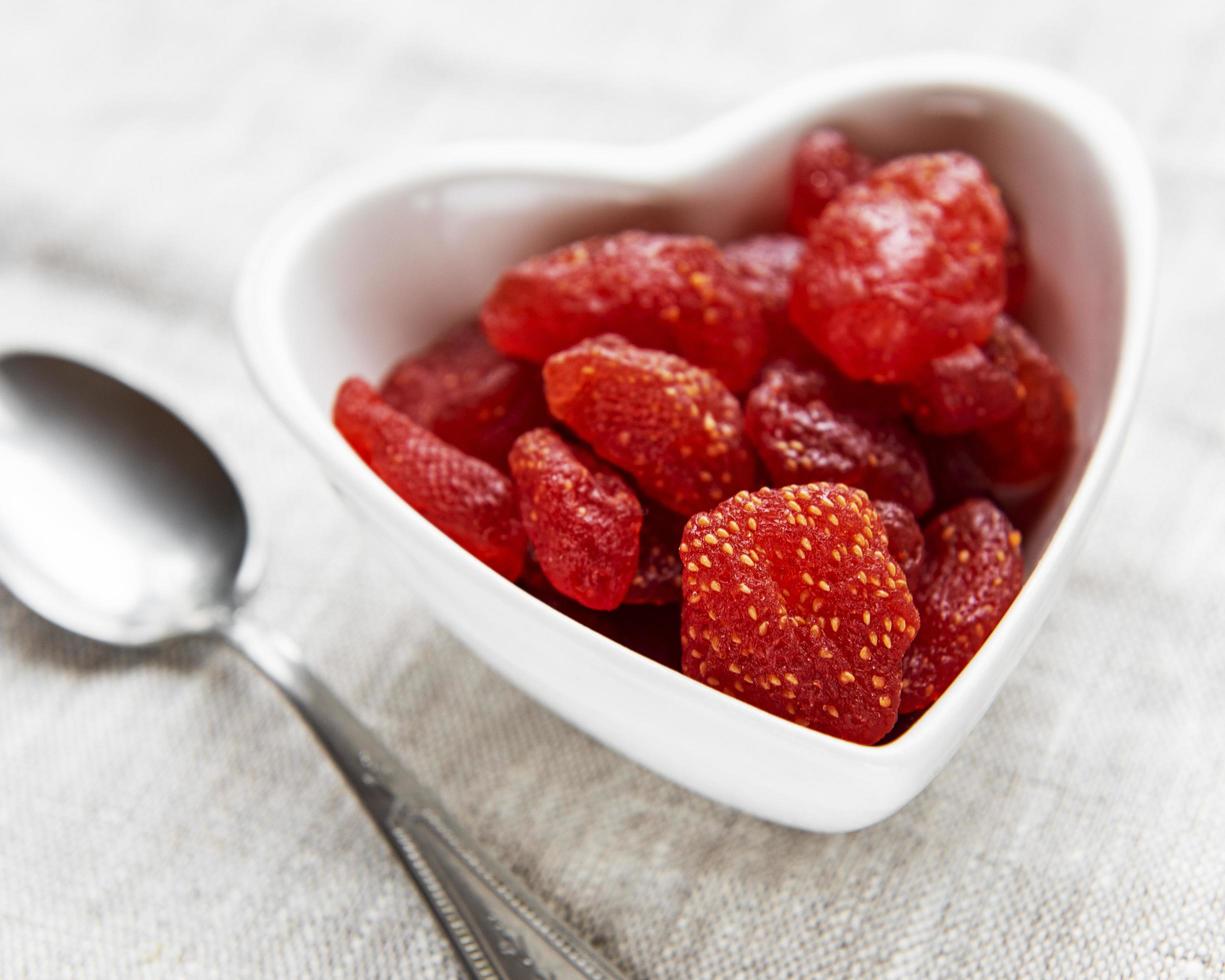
[0,351,624,980]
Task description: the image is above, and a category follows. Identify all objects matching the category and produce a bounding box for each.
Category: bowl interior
[278,80,1124,573]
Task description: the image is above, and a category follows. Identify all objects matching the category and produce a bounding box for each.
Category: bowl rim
[234,52,1157,770]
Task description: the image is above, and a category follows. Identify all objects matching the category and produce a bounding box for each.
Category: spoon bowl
[0,353,250,644]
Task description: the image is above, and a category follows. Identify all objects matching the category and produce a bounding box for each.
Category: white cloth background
[2,1,1224,977]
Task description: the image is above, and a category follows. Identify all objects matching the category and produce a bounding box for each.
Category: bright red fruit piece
[509,429,642,610]
[1004,209,1029,315]
[543,335,759,516]
[625,504,686,605]
[969,324,1075,487]
[900,499,1023,713]
[745,361,933,514]
[480,230,767,392]
[722,234,812,364]
[333,378,525,579]
[874,500,924,585]
[680,484,919,744]
[900,316,1025,436]
[786,128,874,235]
[379,324,549,468]
[790,152,1009,382]
[723,234,804,328]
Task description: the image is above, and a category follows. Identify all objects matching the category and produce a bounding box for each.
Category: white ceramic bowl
[235,54,1156,832]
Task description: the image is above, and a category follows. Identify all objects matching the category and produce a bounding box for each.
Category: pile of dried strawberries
[334,128,1074,745]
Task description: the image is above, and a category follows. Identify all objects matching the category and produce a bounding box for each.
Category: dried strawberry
[480,231,766,392]
[922,435,993,510]
[786,127,874,235]
[600,603,683,670]
[333,378,525,579]
[520,559,682,669]
[543,335,758,515]
[1004,209,1029,315]
[509,428,642,610]
[723,234,804,328]
[969,325,1075,487]
[680,484,918,744]
[791,152,1009,382]
[625,504,686,605]
[878,709,922,744]
[900,499,1023,713]
[745,361,933,514]
[722,234,811,363]
[379,324,549,468]
[900,316,1025,436]
[875,500,923,585]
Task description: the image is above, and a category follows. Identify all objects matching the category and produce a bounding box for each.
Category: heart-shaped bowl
[236,55,1155,832]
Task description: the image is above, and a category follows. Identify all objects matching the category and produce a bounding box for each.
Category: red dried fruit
[900,315,1025,436]
[786,127,874,235]
[921,435,993,510]
[1004,208,1029,315]
[520,559,682,669]
[600,603,683,670]
[379,324,549,468]
[745,361,933,514]
[722,234,812,363]
[481,230,767,392]
[625,504,686,605]
[543,335,758,515]
[509,428,642,610]
[969,324,1075,487]
[791,152,1009,382]
[874,500,924,585]
[877,709,922,744]
[680,484,918,745]
[900,499,1023,713]
[333,378,525,579]
[723,234,804,327]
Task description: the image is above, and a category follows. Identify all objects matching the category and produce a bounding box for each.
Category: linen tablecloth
[3,2,1224,976]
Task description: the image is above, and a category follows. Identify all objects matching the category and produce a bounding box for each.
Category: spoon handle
[221,618,626,980]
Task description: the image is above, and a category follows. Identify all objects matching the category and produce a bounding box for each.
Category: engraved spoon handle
[221,617,626,980]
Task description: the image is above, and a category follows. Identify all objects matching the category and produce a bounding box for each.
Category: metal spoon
[0,351,624,980]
